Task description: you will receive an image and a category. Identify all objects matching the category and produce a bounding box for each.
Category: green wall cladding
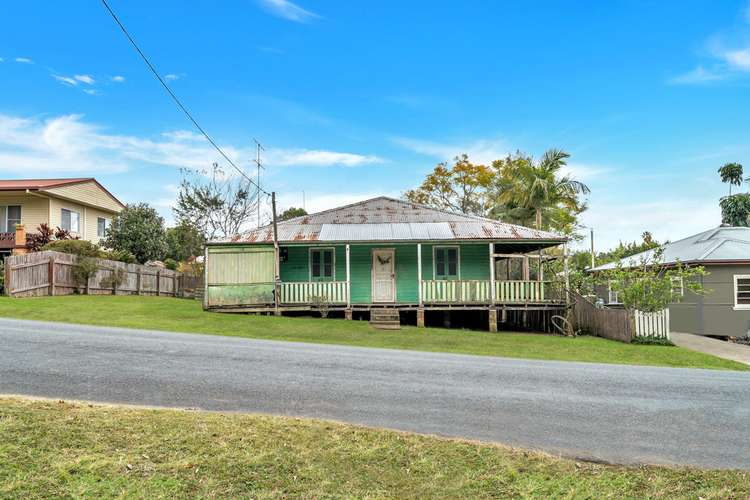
[279,242,491,305]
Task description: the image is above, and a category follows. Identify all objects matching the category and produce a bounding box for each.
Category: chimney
[12,224,28,255]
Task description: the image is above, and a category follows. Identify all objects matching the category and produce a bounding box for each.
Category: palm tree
[495,149,590,230]
[718,162,744,196]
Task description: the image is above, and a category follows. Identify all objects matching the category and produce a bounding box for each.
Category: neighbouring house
[590,226,750,338]
[204,197,568,330]
[0,178,124,256]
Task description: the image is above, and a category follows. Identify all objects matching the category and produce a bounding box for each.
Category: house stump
[489,308,498,332]
[417,308,425,328]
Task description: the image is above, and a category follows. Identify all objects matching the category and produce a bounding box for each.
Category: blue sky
[2,0,750,249]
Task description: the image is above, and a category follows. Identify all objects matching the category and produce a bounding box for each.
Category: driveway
[1,318,749,469]
[672,331,750,366]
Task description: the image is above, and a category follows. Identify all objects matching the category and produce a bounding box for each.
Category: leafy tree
[279,207,308,221]
[104,203,168,264]
[174,163,259,240]
[166,221,206,262]
[493,149,590,231]
[718,162,744,196]
[404,154,494,215]
[603,250,707,313]
[720,193,750,227]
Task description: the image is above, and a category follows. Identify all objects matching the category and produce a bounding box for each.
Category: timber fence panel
[4,251,182,298]
[571,291,633,343]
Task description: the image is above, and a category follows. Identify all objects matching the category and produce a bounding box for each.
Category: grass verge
[0,295,747,371]
[1,397,747,498]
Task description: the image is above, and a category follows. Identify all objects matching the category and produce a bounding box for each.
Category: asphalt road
[2,318,749,469]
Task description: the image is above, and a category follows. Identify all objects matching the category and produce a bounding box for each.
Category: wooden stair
[370,308,401,330]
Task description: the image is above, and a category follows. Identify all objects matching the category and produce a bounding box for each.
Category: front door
[372,249,396,302]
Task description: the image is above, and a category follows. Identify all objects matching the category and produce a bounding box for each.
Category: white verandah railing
[420,280,549,304]
[280,281,348,305]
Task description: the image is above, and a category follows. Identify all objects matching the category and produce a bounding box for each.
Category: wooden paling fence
[4,251,181,298]
[570,291,634,343]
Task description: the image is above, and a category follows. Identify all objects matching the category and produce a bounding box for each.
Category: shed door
[372,249,395,302]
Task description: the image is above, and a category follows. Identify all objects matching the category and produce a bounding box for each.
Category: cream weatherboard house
[0,178,124,255]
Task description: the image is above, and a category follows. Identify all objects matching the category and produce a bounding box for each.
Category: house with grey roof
[204,197,568,330]
[590,226,750,337]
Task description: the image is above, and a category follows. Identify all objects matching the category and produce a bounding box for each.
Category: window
[310,248,334,281]
[434,246,459,280]
[670,276,684,299]
[607,280,620,304]
[97,217,110,237]
[1,205,21,232]
[61,208,80,233]
[734,275,750,309]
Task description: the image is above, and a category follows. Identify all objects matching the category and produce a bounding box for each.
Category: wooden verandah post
[417,243,424,327]
[345,244,352,320]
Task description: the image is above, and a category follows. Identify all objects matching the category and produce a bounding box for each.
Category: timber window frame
[433,245,460,280]
[309,247,335,282]
[61,208,81,234]
[97,217,110,238]
[733,275,750,310]
[1,205,22,232]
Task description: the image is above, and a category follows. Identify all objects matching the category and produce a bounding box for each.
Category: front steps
[370,308,401,330]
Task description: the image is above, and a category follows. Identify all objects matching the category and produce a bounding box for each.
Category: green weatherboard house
[204,197,567,330]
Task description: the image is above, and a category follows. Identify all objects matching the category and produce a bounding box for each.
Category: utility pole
[271,191,280,314]
[590,227,595,269]
[253,138,265,228]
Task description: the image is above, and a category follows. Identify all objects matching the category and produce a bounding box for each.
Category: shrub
[631,335,674,346]
[72,257,99,294]
[103,249,137,264]
[101,267,128,292]
[164,258,178,271]
[42,239,102,258]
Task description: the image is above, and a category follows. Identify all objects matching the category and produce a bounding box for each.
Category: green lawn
[0,295,746,371]
[1,397,747,498]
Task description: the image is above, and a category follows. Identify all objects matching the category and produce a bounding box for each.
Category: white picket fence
[634,309,670,339]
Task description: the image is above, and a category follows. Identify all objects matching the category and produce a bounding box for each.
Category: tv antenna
[253,138,265,228]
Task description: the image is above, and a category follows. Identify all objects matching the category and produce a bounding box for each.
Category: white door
[372,249,396,302]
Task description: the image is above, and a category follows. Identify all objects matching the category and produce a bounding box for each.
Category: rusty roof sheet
[216,196,565,244]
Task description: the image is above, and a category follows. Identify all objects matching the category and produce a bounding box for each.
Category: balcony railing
[280,281,348,305]
[421,279,552,304]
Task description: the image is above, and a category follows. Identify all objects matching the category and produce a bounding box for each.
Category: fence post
[137,269,142,295]
[48,256,56,296]
[4,257,11,296]
[173,273,177,297]
[156,270,161,296]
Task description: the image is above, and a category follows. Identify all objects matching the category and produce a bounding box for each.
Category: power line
[100,0,269,196]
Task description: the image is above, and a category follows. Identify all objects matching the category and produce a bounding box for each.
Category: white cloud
[74,74,95,85]
[267,148,383,167]
[14,57,33,64]
[576,199,721,252]
[111,75,126,83]
[52,75,78,86]
[257,0,319,23]
[721,47,750,70]
[0,58,4,63]
[393,136,509,165]
[277,191,397,216]
[668,65,727,85]
[82,89,99,96]
[164,73,183,81]
[0,113,384,176]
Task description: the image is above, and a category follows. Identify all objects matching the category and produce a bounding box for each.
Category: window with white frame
[0,205,21,232]
[607,280,620,304]
[734,275,750,309]
[61,208,80,233]
[310,248,335,281]
[670,276,684,299]
[97,217,110,238]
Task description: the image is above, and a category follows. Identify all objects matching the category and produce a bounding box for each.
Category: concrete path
[672,332,750,366]
[1,318,750,469]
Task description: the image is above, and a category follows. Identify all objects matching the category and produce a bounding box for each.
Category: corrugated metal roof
[219,196,565,244]
[590,226,750,271]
